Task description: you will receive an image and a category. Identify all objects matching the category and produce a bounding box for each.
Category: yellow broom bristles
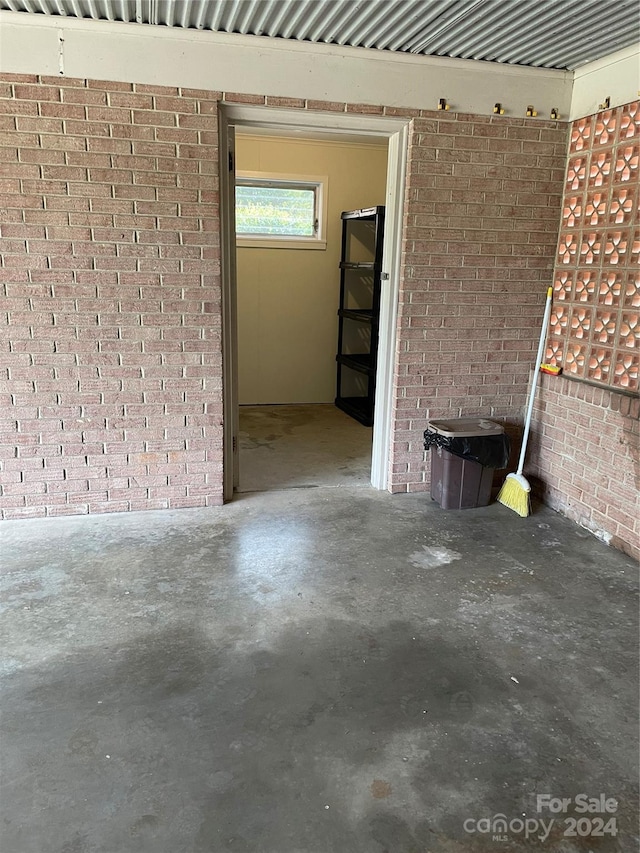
[497,473,531,518]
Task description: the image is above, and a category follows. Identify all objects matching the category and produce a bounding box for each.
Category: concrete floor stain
[371,779,392,799]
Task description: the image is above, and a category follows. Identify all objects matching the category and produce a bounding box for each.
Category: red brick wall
[0,75,569,519]
[528,376,639,560]
[2,74,635,559]
[389,114,568,492]
[0,75,223,517]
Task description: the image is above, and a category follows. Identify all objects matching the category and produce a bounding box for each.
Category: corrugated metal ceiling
[1,0,638,70]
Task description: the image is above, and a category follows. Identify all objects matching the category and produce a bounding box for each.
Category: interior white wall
[570,44,640,120]
[236,134,387,405]
[0,10,573,118]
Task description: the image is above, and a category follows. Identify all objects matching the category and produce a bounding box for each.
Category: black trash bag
[423,430,511,469]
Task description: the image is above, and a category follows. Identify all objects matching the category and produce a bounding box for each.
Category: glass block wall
[547,100,639,393]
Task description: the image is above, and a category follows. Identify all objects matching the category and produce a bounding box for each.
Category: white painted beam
[0,10,573,118]
[570,43,640,120]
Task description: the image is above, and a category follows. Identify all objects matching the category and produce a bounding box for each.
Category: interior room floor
[238,404,373,493]
[1,489,638,853]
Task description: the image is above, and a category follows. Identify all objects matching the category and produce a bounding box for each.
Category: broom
[497,286,553,517]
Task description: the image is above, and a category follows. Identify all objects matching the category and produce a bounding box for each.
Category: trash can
[424,418,510,510]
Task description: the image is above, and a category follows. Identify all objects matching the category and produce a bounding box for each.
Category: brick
[109,124,155,141]
[15,116,63,134]
[19,146,65,165]
[14,85,60,102]
[346,103,385,115]
[63,120,110,137]
[384,106,421,117]
[265,96,305,109]
[132,109,176,127]
[2,507,45,519]
[59,86,105,104]
[0,98,38,118]
[222,92,265,105]
[84,500,128,513]
[155,127,198,144]
[131,140,175,157]
[2,74,38,84]
[306,100,346,113]
[87,168,133,184]
[154,95,196,113]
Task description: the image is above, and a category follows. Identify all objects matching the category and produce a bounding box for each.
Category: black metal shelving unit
[335,206,385,426]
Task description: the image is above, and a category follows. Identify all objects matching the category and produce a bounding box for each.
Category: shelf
[339,261,377,271]
[335,396,373,427]
[337,353,375,376]
[338,308,374,324]
[341,207,379,221]
[335,205,384,426]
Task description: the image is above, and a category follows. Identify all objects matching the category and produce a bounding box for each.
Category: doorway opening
[219,105,409,501]
[234,129,388,493]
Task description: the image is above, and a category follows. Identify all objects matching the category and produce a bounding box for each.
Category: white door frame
[219,104,409,500]
[219,109,239,501]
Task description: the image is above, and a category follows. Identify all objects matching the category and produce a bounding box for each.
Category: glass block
[619,311,640,349]
[558,232,579,265]
[579,232,602,266]
[598,271,622,307]
[553,270,574,301]
[608,185,636,225]
[613,144,639,184]
[584,191,608,226]
[588,150,612,188]
[562,195,583,228]
[630,231,640,267]
[545,337,563,365]
[618,101,640,142]
[575,269,598,302]
[569,305,593,340]
[586,346,612,382]
[549,103,640,392]
[622,271,640,309]
[550,304,569,336]
[570,115,592,152]
[566,155,588,191]
[564,341,587,377]
[612,350,638,391]
[592,309,618,345]
[603,230,629,266]
[593,109,618,147]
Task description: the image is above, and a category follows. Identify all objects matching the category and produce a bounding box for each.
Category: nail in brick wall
[0,75,223,518]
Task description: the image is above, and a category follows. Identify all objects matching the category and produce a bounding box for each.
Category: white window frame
[235,171,328,250]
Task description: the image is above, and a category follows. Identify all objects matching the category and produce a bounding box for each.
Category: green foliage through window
[236,183,317,237]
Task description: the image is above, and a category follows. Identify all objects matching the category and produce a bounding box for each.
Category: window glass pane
[235,185,316,236]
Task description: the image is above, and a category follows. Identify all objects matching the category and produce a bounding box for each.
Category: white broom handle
[516,287,553,475]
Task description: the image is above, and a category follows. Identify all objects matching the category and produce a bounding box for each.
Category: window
[235,172,327,249]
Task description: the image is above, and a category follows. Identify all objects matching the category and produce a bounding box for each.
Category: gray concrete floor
[238,404,372,493]
[1,448,639,852]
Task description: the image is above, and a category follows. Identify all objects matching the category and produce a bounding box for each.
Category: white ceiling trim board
[570,43,640,120]
[0,10,574,118]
